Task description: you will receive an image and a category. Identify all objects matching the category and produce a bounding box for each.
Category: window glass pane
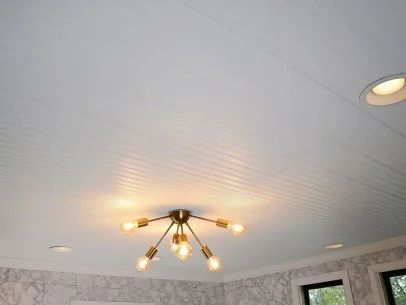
[389,274,406,305]
[306,284,346,305]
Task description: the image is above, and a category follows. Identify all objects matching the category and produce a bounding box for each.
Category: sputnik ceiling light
[120,209,246,272]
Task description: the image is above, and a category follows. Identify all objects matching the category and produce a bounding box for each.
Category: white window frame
[291,270,354,305]
[368,259,406,305]
[71,302,155,305]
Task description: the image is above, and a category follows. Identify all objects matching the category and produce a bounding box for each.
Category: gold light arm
[148,215,170,223]
[140,215,171,228]
[123,215,169,232]
[154,221,175,248]
[185,223,220,270]
[190,215,217,224]
[185,222,204,247]
[191,215,231,229]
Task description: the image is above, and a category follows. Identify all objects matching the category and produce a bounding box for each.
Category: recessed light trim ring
[325,243,344,249]
[360,73,406,106]
[49,245,72,253]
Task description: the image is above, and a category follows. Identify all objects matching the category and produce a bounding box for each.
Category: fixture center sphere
[169,209,191,224]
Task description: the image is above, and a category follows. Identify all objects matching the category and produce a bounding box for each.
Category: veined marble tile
[0,281,44,305]
[0,268,9,282]
[76,286,127,302]
[224,246,406,305]
[8,268,76,286]
[77,274,123,289]
[0,246,405,305]
[43,284,76,305]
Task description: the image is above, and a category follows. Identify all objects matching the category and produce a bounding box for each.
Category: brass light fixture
[120,209,246,272]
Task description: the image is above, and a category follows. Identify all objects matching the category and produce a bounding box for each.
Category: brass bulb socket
[137,218,149,228]
[216,218,229,229]
[145,246,158,259]
[200,245,213,259]
[172,233,180,245]
[179,233,188,243]
[172,233,188,245]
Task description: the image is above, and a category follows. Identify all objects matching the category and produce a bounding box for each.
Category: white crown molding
[1,235,405,283]
[222,234,406,282]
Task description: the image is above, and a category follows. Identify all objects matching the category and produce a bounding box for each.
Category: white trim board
[368,259,406,305]
[291,270,354,305]
[0,235,404,283]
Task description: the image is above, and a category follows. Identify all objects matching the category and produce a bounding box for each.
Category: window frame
[381,268,406,305]
[291,270,354,305]
[368,259,406,305]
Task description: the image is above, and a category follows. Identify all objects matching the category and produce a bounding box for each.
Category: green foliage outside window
[308,285,346,305]
[390,274,406,305]
[306,275,406,305]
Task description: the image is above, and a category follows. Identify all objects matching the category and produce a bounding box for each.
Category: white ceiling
[1,0,406,281]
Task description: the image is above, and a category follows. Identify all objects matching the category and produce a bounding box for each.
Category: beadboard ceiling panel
[0,0,405,281]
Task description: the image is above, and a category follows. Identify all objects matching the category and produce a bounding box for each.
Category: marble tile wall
[223,246,406,305]
[1,246,405,305]
[0,268,224,305]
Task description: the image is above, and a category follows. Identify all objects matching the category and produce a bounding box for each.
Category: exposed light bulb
[228,222,246,236]
[170,233,180,253]
[176,241,192,260]
[207,256,222,272]
[120,220,138,234]
[170,242,179,253]
[372,78,405,96]
[135,256,151,272]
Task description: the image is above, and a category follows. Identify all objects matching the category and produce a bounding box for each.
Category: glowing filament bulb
[176,241,192,260]
[135,256,151,272]
[207,256,222,272]
[228,223,246,236]
[170,242,179,253]
[120,220,138,234]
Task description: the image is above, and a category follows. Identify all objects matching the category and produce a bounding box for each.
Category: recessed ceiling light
[49,246,72,253]
[372,78,405,96]
[360,73,406,106]
[325,243,343,249]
